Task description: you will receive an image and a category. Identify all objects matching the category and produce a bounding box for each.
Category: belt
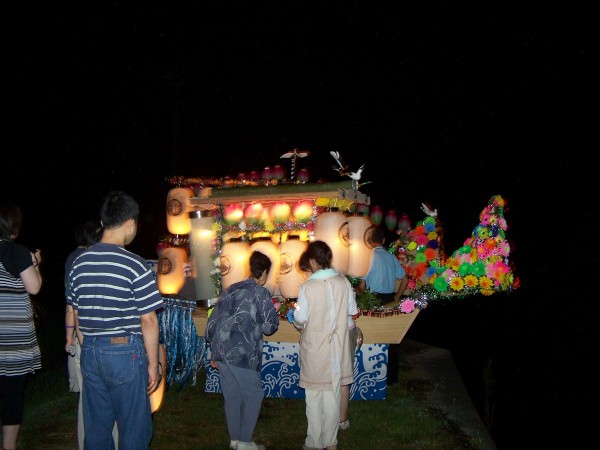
[110,336,129,344]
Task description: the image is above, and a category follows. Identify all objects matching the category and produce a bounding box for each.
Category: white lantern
[314,210,349,274]
[156,246,187,295]
[220,240,250,291]
[347,215,374,277]
[278,236,308,299]
[249,238,280,295]
[189,211,216,300]
[166,187,193,234]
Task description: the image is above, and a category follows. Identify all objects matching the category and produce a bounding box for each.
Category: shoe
[230,440,239,449]
[339,419,350,430]
[236,442,265,450]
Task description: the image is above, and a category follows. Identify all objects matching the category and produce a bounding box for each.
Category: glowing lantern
[347,215,374,277]
[314,210,349,274]
[270,202,291,224]
[370,205,383,226]
[249,238,280,295]
[189,211,216,300]
[166,187,193,234]
[385,209,398,231]
[223,203,244,226]
[278,236,308,299]
[293,200,313,223]
[249,170,260,181]
[244,203,264,225]
[220,240,250,290]
[156,246,187,295]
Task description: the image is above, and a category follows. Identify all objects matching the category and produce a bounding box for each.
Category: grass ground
[15,300,480,449]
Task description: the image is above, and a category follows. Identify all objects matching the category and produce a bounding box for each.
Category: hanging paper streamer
[158,298,205,390]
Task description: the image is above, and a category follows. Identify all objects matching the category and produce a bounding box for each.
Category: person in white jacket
[293,241,358,450]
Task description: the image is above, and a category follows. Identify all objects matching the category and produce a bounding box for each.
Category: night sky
[5,3,594,448]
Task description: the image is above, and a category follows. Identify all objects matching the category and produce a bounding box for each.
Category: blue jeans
[81,335,152,450]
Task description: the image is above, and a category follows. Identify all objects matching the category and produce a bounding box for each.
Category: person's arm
[21,249,42,295]
[140,311,160,395]
[65,304,76,351]
[394,276,409,302]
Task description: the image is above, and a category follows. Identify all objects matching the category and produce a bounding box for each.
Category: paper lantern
[356,204,370,216]
[244,203,264,225]
[156,246,187,295]
[249,238,280,295]
[223,203,244,226]
[270,202,291,224]
[293,200,313,223]
[220,240,250,290]
[273,165,285,181]
[297,168,309,182]
[370,205,383,226]
[278,237,308,299]
[398,214,411,232]
[314,210,349,274]
[347,215,374,277]
[189,211,216,300]
[385,209,398,231]
[166,187,193,234]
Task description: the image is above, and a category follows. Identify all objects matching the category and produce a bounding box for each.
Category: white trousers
[304,372,341,449]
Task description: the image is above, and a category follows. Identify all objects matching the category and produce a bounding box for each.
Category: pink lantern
[398,213,411,232]
[262,166,272,181]
[356,204,370,216]
[297,168,309,182]
[370,205,383,226]
[273,165,285,181]
[385,209,398,231]
[249,170,260,181]
[244,203,264,225]
[270,202,291,224]
[293,200,313,223]
[223,203,244,226]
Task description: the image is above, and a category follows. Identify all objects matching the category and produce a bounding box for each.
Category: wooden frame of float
[192,308,419,344]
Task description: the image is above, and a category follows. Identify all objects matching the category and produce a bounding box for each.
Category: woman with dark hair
[0,202,43,450]
[293,240,358,450]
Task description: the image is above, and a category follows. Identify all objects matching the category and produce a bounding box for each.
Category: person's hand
[31,249,42,267]
[210,360,219,370]
[147,364,162,395]
[65,336,75,351]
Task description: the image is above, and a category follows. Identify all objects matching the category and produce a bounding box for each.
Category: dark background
[4,3,595,448]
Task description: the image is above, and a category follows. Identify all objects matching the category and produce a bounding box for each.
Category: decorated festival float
[153,150,518,400]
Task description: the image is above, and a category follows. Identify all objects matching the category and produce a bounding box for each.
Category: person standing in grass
[206,250,279,450]
[0,202,43,450]
[293,241,358,450]
[67,190,164,450]
[64,219,119,450]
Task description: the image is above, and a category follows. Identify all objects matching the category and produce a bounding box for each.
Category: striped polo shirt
[66,242,164,337]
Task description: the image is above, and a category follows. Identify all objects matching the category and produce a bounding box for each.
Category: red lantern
[270,202,291,224]
[385,209,398,231]
[244,203,264,225]
[223,203,244,226]
[370,205,383,226]
[293,200,313,223]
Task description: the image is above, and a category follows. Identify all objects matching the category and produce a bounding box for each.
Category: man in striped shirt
[67,190,164,450]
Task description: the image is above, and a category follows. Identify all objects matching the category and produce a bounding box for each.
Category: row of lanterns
[158,205,377,300]
[166,186,406,236]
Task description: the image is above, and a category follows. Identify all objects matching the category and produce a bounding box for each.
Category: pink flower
[400,299,416,314]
